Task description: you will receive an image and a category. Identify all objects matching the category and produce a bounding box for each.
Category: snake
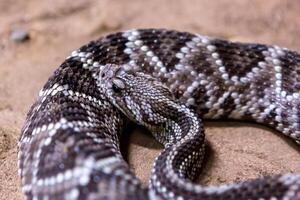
[18,29,300,200]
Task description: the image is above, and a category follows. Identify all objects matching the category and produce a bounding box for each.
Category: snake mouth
[112,101,138,123]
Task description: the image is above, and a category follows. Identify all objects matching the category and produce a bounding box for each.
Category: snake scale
[18,29,300,200]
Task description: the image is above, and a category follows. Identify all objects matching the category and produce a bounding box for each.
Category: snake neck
[148,103,206,198]
[144,100,204,147]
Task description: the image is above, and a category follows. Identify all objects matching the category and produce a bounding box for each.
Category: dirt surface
[1,0,300,199]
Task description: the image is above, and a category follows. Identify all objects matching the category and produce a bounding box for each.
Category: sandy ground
[1,0,300,199]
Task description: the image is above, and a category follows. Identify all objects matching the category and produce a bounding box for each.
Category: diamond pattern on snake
[18,29,300,200]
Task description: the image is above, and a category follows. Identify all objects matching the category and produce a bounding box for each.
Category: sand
[0,0,300,199]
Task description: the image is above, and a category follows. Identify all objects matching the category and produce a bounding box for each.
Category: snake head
[99,64,175,131]
[99,64,130,113]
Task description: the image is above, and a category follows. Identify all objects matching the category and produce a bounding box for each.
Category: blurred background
[1,1,300,199]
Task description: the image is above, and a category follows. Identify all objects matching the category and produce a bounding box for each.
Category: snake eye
[112,78,125,93]
[112,83,121,93]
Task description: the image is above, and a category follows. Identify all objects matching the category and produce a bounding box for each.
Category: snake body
[18,29,300,200]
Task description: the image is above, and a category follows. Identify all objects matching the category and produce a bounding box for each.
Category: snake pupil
[112,84,121,93]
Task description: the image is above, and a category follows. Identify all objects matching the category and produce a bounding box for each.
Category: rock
[10,30,30,43]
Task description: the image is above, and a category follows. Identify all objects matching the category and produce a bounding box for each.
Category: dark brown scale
[280,51,300,95]
[24,97,71,134]
[189,86,210,115]
[36,128,80,179]
[186,46,215,76]
[139,29,194,71]
[219,96,236,118]
[134,53,155,74]
[172,137,204,180]
[79,32,130,65]
[211,40,268,78]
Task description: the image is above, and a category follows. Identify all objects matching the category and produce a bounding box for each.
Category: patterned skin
[100,64,300,200]
[18,29,300,200]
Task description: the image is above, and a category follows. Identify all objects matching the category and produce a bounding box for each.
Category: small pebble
[10,30,30,43]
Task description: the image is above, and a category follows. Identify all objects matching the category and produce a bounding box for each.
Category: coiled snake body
[18,29,300,200]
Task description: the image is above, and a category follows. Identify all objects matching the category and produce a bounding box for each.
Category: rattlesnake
[18,29,300,200]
